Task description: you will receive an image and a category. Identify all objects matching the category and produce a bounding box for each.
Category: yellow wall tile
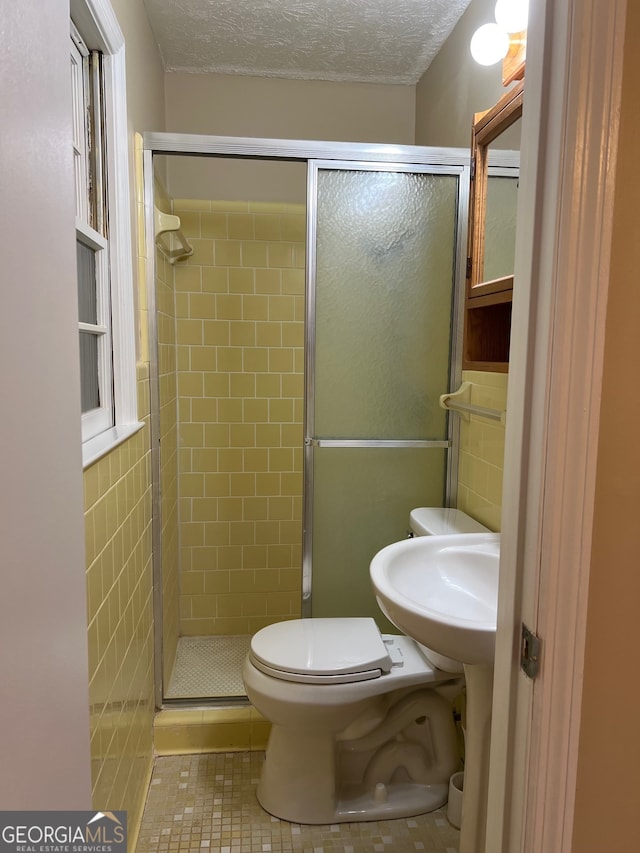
[281,214,306,242]
[229,268,254,293]
[217,448,244,471]
[228,213,255,240]
[229,321,256,347]
[255,268,282,294]
[191,398,218,421]
[268,243,295,268]
[229,521,256,545]
[230,373,256,398]
[281,268,305,295]
[256,424,281,447]
[218,497,243,521]
[174,264,202,293]
[202,267,229,292]
[215,240,242,267]
[230,424,256,447]
[200,212,228,240]
[218,347,244,372]
[243,294,269,320]
[244,448,270,472]
[254,215,281,241]
[456,370,507,531]
[204,568,230,592]
[243,399,269,423]
[174,198,212,212]
[216,294,243,320]
[256,374,281,397]
[217,398,244,425]
[269,348,294,372]
[269,399,293,422]
[190,293,216,319]
[202,473,231,497]
[269,295,295,321]
[83,424,154,832]
[241,242,268,268]
[187,239,214,266]
[168,201,306,634]
[244,347,269,372]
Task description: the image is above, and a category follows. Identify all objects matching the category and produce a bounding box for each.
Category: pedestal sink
[370,532,500,853]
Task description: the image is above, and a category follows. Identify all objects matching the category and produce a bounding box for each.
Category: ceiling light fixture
[470,0,529,67]
[494,0,529,34]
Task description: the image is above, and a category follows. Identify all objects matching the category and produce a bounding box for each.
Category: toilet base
[258,776,449,825]
[255,687,460,825]
[337,780,449,822]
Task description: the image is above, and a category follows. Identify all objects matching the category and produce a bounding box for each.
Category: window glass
[76,240,97,325]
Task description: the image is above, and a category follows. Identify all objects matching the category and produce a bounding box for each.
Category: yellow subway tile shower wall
[173,200,305,636]
[83,364,154,830]
[456,370,507,531]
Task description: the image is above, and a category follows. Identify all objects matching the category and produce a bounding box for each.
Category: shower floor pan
[165,635,251,699]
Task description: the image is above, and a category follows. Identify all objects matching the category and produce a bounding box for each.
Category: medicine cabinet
[464,79,523,372]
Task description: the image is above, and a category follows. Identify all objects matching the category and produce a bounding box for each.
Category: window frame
[76,219,113,436]
[71,0,142,467]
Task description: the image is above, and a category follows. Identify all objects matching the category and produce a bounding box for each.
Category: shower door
[305,162,464,628]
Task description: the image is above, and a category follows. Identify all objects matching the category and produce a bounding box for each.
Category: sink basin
[370,532,500,665]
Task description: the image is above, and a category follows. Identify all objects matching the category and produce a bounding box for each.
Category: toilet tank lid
[250,617,392,677]
[410,507,490,536]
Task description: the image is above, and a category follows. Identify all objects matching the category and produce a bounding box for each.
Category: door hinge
[466,257,472,279]
[470,154,476,181]
[520,623,541,679]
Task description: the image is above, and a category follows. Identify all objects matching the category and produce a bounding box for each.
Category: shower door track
[143,133,470,708]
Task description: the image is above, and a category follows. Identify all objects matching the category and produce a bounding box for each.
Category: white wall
[415,0,507,147]
[163,73,416,201]
[0,0,92,806]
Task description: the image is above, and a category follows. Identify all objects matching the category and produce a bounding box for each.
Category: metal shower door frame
[142,132,469,706]
[302,158,470,616]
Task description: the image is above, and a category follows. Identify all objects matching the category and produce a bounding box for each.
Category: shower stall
[143,134,470,707]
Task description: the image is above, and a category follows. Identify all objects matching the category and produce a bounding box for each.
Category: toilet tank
[409,507,490,536]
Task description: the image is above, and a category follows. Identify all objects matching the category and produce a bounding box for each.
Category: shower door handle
[305,438,450,449]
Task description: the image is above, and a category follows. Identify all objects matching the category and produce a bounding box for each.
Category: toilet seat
[249,617,393,685]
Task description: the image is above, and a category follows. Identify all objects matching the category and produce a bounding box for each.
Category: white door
[486,1,627,851]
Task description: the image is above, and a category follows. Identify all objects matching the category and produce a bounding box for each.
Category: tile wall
[171,199,306,636]
[83,364,154,837]
[456,369,507,531]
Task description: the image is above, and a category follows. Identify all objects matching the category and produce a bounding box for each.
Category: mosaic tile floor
[166,637,251,699]
[136,753,460,853]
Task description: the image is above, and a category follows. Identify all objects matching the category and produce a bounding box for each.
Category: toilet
[242,507,489,825]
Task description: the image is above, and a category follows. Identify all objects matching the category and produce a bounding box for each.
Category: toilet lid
[249,618,392,684]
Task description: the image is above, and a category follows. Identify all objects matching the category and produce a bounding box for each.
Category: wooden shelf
[468,274,514,301]
[463,297,512,372]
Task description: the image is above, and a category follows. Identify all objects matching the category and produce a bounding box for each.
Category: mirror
[484,166,519,282]
[467,80,523,299]
[463,80,523,371]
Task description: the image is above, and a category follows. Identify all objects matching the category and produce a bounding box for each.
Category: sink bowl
[370,532,500,665]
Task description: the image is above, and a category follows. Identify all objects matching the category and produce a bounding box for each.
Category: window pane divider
[75,217,107,250]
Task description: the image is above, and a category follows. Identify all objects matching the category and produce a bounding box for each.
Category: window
[71,24,113,439]
[70,0,141,466]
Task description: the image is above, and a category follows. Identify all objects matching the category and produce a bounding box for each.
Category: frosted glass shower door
[305,163,461,627]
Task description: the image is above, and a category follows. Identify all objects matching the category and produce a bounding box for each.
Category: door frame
[486,0,627,850]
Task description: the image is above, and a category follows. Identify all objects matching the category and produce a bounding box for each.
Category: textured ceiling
[143,0,472,85]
